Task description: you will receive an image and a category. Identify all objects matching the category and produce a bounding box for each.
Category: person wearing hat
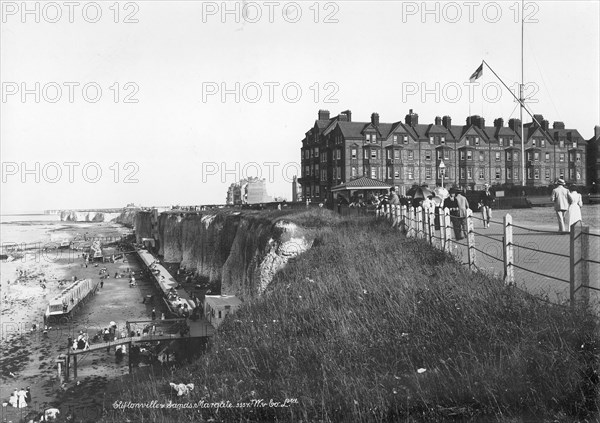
[551,179,569,232]
[479,183,495,229]
[443,188,464,240]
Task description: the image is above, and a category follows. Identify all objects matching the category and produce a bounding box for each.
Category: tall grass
[104,210,599,423]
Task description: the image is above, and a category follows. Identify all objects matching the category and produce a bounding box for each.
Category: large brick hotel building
[299,109,596,202]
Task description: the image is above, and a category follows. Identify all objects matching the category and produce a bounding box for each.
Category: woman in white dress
[8,389,18,407]
[565,185,583,227]
[16,388,28,408]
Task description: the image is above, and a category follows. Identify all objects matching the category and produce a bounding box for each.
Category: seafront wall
[135,211,313,300]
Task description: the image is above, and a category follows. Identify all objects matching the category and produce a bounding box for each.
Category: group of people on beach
[7,387,31,409]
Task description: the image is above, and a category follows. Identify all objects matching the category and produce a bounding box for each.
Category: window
[559,140,564,148]
[351,148,357,159]
[527,152,532,162]
[407,166,414,180]
[321,169,326,182]
[576,153,581,162]
[532,139,536,147]
[479,168,485,179]
[572,141,577,148]
[509,138,514,146]
[541,139,545,147]
[534,168,540,179]
[218,310,222,319]
[371,150,377,159]
[336,149,341,160]
[514,152,519,162]
[386,167,392,179]
[314,148,319,158]
[499,137,504,146]
[495,152,500,161]
[371,134,377,143]
[479,152,485,161]
[337,166,341,179]
[394,170,400,178]
[496,167,501,179]
[425,167,432,179]
[559,168,565,179]
[429,136,434,144]
[514,168,519,180]
[304,165,310,176]
[506,152,512,161]
[386,149,391,160]
[475,137,480,146]
[545,152,550,161]
[527,168,533,179]
[466,138,470,146]
[534,152,539,161]
[467,150,473,160]
[403,135,409,144]
[545,169,550,179]
[393,135,398,144]
[460,151,466,160]
[394,150,400,160]
[425,150,432,160]
[304,150,309,159]
[365,133,370,142]
[351,167,357,177]
[444,150,450,160]
[407,150,414,160]
[437,150,443,160]
[506,168,512,180]
[460,168,466,179]
[559,153,565,162]
[371,167,377,178]
[440,136,445,144]
[569,168,574,180]
[467,167,473,179]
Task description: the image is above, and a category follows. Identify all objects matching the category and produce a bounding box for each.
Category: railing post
[503,214,514,286]
[393,205,399,229]
[427,207,436,246]
[400,205,407,233]
[570,223,590,307]
[443,208,452,252]
[466,209,476,271]
[408,206,415,238]
[415,206,423,239]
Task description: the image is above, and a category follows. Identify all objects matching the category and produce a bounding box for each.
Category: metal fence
[377,204,600,310]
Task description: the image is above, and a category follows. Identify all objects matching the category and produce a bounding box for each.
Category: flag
[469,63,483,82]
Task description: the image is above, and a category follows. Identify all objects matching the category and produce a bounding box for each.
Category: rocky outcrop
[60,209,138,226]
[136,211,314,300]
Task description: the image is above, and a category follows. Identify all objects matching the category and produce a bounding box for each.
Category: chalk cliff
[135,211,313,299]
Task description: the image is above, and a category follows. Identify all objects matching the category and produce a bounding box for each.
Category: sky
[1,0,599,213]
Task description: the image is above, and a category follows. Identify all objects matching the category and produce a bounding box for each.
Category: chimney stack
[553,121,565,129]
[318,110,330,121]
[442,115,452,129]
[434,116,442,126]
[595,125,600,139]
[405,109,418,127]
[478,117,485,129]
[541,119,549,131]
[508,118,522,131]
[533,114,544,125]
[494,118,504,128]
[371,113,379,126]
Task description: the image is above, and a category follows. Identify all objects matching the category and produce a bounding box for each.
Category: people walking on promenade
[479,183,495,228]
[565,184,583,227]
[443,188,464,240]
[388,186,400,206]
[551,179,569,232]
[456,189,470,239]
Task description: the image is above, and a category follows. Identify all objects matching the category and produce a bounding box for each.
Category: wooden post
[393,205,399,229]
[570,223,590,306]
[466,209,476,271]
[408,206,415,238]
[65,352,70,381]
[427,208,436,246]
[73,354,77,379]
[443,208,452,253]
[503,214,514,286]
[415,206,422,239]
[128,341,133,374]
[400,205,407,234]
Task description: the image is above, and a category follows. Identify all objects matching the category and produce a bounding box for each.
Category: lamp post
[439,159,446,190]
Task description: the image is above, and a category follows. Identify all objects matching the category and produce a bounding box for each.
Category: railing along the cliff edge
[376,204,599,313]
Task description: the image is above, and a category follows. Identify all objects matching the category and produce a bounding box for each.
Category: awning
[330,176,392,192]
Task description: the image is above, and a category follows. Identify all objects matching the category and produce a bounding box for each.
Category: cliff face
[60,209,138,227]
[136,211,313,300]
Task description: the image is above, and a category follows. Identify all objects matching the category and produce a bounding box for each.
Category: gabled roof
[337,121,371,139]
[330,176,392,192]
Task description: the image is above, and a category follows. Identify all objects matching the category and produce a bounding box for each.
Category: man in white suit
[551,179,570,232]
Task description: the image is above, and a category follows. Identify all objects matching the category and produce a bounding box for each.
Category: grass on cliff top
[107,208,599,423]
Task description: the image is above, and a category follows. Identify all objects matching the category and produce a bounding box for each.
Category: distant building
[586,126,600,188]
[226,177,272,205]
[203,295,242,328]
[299,109,592,203]
[292,175,301,202]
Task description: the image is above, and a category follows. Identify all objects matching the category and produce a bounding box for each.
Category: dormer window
[403,135,409,144]
[351,148,357,159]
[572,141,577,148]
[475,137,480,145]
[371,134,377,143]
[429,136,434,144]
[393,135,398,144]
[541,139,545,147]
[440,136,445,144]
[499,137,504,146]
[532,139,536,147]
[509,138,514,146]
[365,134,370,142]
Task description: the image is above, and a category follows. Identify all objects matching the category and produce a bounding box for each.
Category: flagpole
[520,0,525,187]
